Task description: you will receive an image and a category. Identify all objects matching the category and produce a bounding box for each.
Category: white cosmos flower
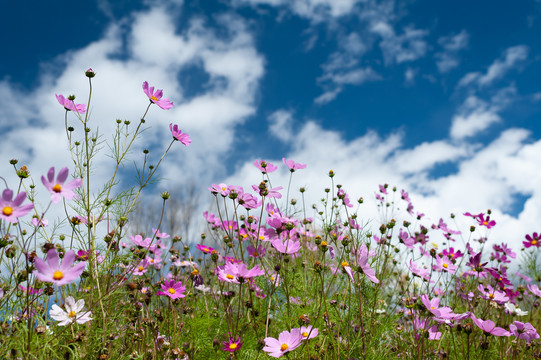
[49,296,92,326]
[505,302,528,316]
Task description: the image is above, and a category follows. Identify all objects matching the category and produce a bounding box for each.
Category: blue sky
[1,0,541,250]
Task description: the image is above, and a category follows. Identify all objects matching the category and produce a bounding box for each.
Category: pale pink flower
[33,249,86,286]
[263,329,303,358]
[41,167,82,204]
[0,189,34,223]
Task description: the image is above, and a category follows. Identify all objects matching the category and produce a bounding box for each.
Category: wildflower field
[2,69,541,360]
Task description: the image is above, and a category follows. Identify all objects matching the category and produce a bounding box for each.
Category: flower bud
[85,68,96,78]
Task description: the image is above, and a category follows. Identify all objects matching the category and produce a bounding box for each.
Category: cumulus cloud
[371,22,429,65]
[231,0,364,22]
[226,117,541,254]
[268,109,294,142]
[458,45,528,88]
[435,30,469,73]
[0,5,264,216]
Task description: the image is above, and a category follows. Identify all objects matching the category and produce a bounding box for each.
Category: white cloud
[450,85,517,139]
[458,45,528,88]
[232,0,364,22]
[268,109,294,142]
[404,67,417,85]
[0,6,264,223]
[371,23,429,65]
[226,119,541,255]
[435,30,469,73]
[315,32,380,104]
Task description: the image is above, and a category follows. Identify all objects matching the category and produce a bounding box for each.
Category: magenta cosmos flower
[142,81,173,110]
[282,158,307,172]
[157,279,186,299]
[524,232,540,248]
[222,337,243,352]
[33,249,86,286]
[41,167,82,204]
[509,321,539,343]
[55,94,86,113]
[263,329,303,358]
[0,189,34,223]
[169,124,191,146]
[196,244,216,254]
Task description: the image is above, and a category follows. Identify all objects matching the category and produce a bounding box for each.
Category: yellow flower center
[489,294,495,299]
[442,263,448,269]
[168,288,176,294]
[226,274,234,280]
[253,251,259,257]
[228,225,233,229]
[192,269,199,275]
[138,266,144,272]
[280,344,289,351]
[430,306,435,310]
[532,240,538,245]
[2,206,13,216]
[483,221,488,226]
[259,236,265,240]
[321,241,327,246]
[52,184,62,193]
[302,332,308,338]
[68,311,76,318]
[150,95,158,101]
[341,261,349,267]
[229,343,238,350]
[53,270,64,280]
[222,187,227,192]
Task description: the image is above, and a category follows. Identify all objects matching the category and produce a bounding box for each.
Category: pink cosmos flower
[271,237,301,255]
[471,313,511,336]
[357,244,379,284]
[247,245,266,258]
[478,284,509,304]
[282,158,306,172]
[31,217,48,227]
[41,167,82,204]
[0,189,34,223]
[208,183,230,196]
[523,232,540,248]
[157,279,186,299]
[55,94,86,113]
[222,337,243,352]
[254,160,277,173]
[263,329,303,358]
[527,284,541,297]
[409,259,431,282]
[169,124,191,146]
[509,321,539,343]
[132,259,150,276]
[33,249,86,286]
[19,284,43,295]
[421,294,454,319]
[252,184,283,198]
[435,255,457,273]
[142,81,173,110]
[340,261,355,283]
[299,326,318,340]
[216,262,265,284]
